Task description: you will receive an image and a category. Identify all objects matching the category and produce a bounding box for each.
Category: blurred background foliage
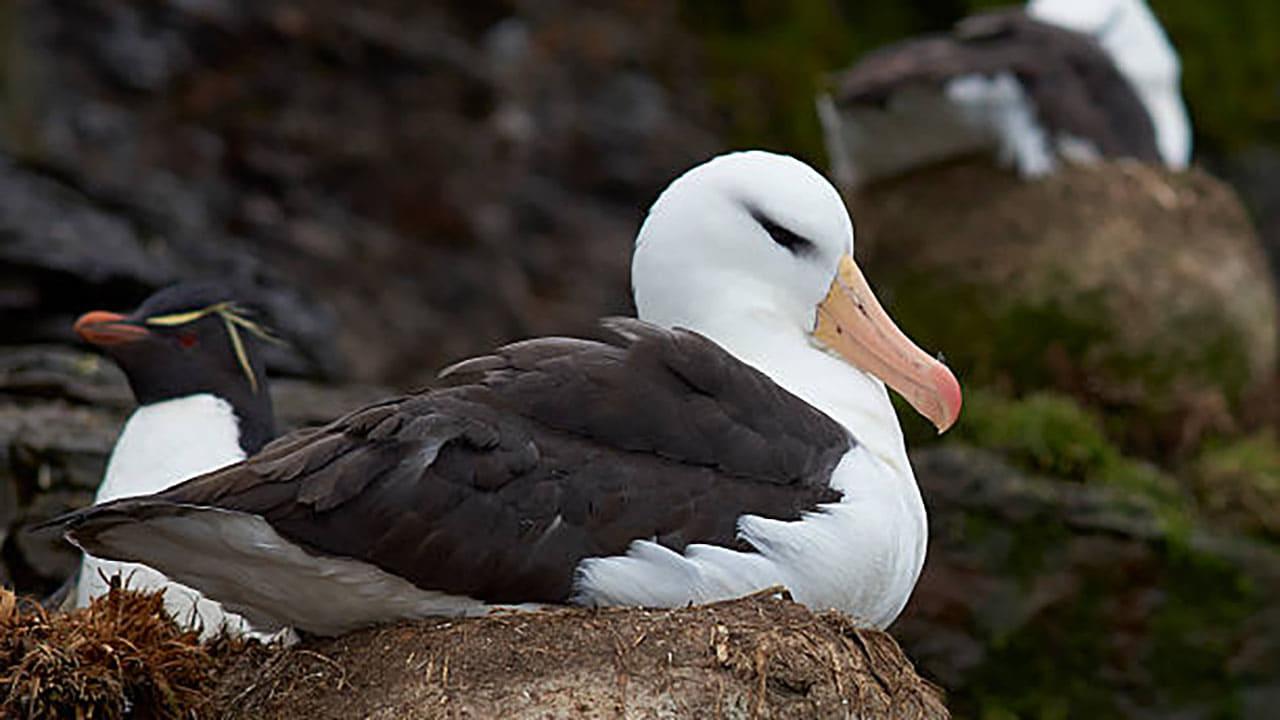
[683,0,1280,163]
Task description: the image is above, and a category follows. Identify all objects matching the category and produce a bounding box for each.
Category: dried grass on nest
[0,584,238,719]
[213,588,950,719]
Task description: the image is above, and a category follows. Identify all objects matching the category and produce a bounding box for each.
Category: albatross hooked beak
[814,254,962,433]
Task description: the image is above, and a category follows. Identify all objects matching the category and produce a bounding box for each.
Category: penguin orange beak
[74,311,150,346]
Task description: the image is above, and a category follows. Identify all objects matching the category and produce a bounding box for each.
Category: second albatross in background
[820,0,1191,188]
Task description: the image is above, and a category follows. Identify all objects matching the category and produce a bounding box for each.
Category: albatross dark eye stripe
[749,209,816,255]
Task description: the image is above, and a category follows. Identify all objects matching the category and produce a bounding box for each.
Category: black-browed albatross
[49,151,962,637]
[70,283,277,638]
[819,0,1191,189]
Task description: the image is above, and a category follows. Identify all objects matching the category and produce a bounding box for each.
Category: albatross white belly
[574,445,927,628]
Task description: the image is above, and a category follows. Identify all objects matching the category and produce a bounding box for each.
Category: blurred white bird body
[1028,0,1191,169]
[822,0,1191,189]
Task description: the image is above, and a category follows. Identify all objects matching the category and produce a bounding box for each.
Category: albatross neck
[685,308,914,482]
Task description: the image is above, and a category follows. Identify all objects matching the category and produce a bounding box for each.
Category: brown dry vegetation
[0,585,236,719]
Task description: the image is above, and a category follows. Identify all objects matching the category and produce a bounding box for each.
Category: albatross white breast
[50,151,962,636]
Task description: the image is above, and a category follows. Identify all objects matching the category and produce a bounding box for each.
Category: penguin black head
[73,282,278,454]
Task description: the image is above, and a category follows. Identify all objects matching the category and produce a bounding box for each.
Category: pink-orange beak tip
[932,363,963,434]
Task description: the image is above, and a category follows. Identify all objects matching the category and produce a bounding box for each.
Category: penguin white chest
[97,394,245,503]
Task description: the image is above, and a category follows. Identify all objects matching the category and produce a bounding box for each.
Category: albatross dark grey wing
[824,9,1160,186]
[56,318,849,622]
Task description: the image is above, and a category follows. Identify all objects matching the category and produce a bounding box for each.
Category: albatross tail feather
[56,500,489,636]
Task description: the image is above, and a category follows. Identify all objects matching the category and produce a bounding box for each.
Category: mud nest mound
[0,587,947,718]
[0,585,235,718]
[212,590,948,719]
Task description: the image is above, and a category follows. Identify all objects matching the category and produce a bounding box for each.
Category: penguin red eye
[177,331,199,349]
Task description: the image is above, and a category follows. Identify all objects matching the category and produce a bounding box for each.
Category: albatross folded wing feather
[62,318,850,608]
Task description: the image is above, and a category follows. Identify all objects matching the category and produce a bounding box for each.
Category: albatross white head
[632,151,961,474]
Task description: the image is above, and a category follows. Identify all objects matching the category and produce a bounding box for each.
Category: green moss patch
[918,388,1194,535]
[907,446,1276,720]
[883,269,1255,438]
[959,534,1261,719]
[952,390,1113,481]
[1192,432,1280,540]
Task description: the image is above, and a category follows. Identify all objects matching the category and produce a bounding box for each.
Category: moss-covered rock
[855,159,1278,457]
[1192,432,1280,541]
[898,445,1280,719]
[927,388,1193,538]
[952,389,1113,481]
